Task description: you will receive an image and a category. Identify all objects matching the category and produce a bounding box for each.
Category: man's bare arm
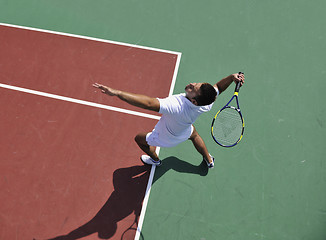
[92,83,160,112]
[213,73,245,94]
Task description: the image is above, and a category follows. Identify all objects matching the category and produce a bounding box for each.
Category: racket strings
[213,107,243,146]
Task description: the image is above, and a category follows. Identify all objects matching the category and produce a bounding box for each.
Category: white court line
[0,83,161,120]
[168,50,181,97]
[0,22,181,240]
[0,23,181,56]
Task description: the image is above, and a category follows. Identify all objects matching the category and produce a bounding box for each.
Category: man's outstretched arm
[92,83,160,112]
[213,72,245,94]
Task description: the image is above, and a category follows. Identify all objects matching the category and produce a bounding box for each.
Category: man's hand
[92,83,119,96]
[231,72,245,86]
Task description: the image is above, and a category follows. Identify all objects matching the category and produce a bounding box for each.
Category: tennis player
[93,73,244,169]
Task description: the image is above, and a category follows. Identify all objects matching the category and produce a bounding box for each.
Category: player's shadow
[44,157,207,240]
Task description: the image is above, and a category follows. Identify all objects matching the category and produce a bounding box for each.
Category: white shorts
[146,125,194,148]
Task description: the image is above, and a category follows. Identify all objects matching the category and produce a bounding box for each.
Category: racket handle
[235,72,243,93]
[235,81,241,92]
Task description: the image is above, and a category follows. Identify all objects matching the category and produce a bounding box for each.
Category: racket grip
[235,72,243,92]
[235,81,241,92]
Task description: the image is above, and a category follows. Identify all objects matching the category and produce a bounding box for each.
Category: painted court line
[134,147,160,240]
[0,83,161,120]
[168,51,181,97]
[0,23,181,56]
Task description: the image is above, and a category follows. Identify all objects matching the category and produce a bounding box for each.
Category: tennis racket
[211,74,245,147]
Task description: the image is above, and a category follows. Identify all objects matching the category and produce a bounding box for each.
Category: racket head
[121,227,144,240]
[211,106,244,147]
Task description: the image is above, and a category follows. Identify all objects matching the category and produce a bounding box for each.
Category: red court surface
[0,25,180,240]
[0,25,179,116]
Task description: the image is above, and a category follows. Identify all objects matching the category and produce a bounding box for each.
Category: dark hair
[194,83,217,106]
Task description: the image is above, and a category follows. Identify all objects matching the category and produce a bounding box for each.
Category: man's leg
[189,126,214,164]
[135,132,160,161]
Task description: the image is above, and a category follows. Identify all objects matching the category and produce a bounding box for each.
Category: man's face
[185,83,203,101]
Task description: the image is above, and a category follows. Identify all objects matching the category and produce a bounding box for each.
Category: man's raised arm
[92,83,160,112]
[213,72,245,94]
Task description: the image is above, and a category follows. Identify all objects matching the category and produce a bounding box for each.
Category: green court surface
[1,1,325,239]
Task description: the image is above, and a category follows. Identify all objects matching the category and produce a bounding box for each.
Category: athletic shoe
[203,154,215,169]
[140,155,162,166]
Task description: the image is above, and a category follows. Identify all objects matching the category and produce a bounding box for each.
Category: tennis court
[1,1,325,240]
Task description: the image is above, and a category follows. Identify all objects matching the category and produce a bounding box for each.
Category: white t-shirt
[147,88,219,147]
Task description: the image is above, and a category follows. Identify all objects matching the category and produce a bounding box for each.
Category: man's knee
[134,134,141,144]
[135,133,147,145]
